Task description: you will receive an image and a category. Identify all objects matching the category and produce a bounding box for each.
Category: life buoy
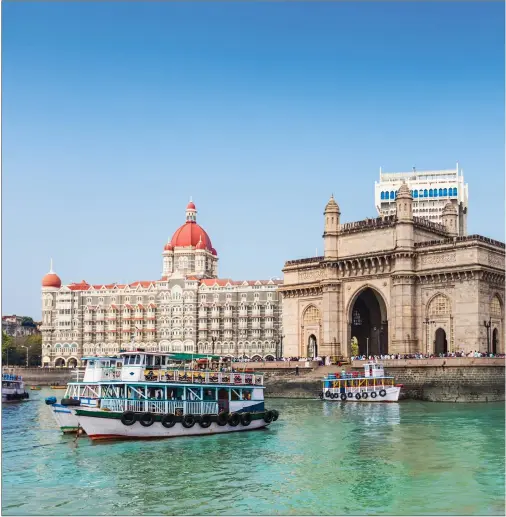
[263,410,274,424]
[199,414,212,428]
[271,409,279,421]
[161,414,176,428]
[371,392,377,399]
[182,414,196,428]
[355,393,361,400]
[241,412,252,426]
[332,393,339,399]
[217,411,229,426]
[228,413,241,427]
[139,412,154,427]
[379,389,387,398]
[319,392,324,400]
[361,392,368,399]
[347,392,353,399]
[325,390,331,398]
[340,393,347,401]
[121,411,136,426]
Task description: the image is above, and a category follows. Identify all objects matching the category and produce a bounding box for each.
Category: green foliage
[2,332,42,366]
[351,336,359,357]
[21,317,35,327]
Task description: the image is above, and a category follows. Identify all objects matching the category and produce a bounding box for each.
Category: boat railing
[100,398,219,415]
[2,373,22,382]
[142,369,264,386]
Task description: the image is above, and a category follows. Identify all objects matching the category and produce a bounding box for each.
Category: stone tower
[442,202,459,237]
[323,195,340,260]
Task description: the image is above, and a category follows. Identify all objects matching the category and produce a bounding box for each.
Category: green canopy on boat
[168,353,221,361]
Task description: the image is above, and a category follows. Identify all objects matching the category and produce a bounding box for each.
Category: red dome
[171,222,212,249]
[164,241,174,251]
[196,237,206,250]
[187,201,196,210]
[42,273,61,289]
[211,248,217,256]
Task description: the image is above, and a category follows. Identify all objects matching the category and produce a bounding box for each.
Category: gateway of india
[280,183,505,359]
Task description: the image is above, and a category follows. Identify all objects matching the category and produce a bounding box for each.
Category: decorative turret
[442,202,458,237]
[186,199,197,223]
[323,195,340,260]
[42,259,61,289]
[162,238,174,277]
[395,182,414,249]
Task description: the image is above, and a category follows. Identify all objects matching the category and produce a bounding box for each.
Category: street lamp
[423,318,435,355]
[483,318,492,354]
[211,335,216,355]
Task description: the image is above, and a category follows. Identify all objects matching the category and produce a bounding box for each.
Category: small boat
[50,386,67,389]
[30,386,42,391]
[2,373,29,402]
[320,362,402,402]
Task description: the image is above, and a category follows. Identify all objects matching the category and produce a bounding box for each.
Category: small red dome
[171,222,212,249]
[164,241,174,251]
[187,201,196,210]
[211,248,217,256]
[42,273,61,289]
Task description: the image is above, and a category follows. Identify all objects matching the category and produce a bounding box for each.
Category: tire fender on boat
[121,411,136,426]
[161,414,177,428]
[361,392,368,399]
[139,412,154,427]
[325,390,331,399]
[240,412,252,426]
[182,414,196,429]
[271,409,279,421]
[340,393,347,401]
[371,392,377,399]
[347,392,353,399]
[263,410,274,424]
[217,411,229,426]
[379,389,387,398]
[228,412,241,427]
[199,414,212,428]
[355,393,361,400]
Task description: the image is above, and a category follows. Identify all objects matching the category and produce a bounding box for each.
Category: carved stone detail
[298,269,324,282]
[488,252,505,269]
[421,252,456,266]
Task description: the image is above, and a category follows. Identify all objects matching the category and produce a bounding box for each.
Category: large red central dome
[171,222,213,249]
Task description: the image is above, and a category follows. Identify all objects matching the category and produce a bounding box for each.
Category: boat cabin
[363,363,385,378]
[82,356,123,382]
[2,373,23,388]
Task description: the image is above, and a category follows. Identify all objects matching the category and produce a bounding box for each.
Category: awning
[168,353,221,361]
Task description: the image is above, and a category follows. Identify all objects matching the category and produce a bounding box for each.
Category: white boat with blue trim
[321,362,402,402]
[2,373,29,403]
[47,351,279,440]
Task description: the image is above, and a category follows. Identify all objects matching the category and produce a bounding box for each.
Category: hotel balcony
[198,321,208,330]
[198,310,207,318]
[239,310,247,317]
[224,310,232,318]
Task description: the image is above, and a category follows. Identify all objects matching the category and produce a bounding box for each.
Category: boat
[320,362,402,402]
[45,356,122,433]
[50,386,67,390]
[67,351,280,440]
[30,386,42,391]
[2,373,29,403]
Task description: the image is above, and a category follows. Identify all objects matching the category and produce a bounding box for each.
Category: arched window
[434,189,438,197]
[429,189,433,197]
[453,187,458,196]
[443,188,448,196]
[352,309,362,326]
[428,294,451,316]
[438,188,443,196]
[424,189,428,197]
[303,306,320,325]
[380,192,385,200]
[390,191,394,199]
[413,190,418,198]
[490,296,502,317]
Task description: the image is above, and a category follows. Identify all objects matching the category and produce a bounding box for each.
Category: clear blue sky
[2,1,504,319]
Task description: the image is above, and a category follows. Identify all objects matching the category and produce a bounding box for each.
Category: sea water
[2,390,504,515]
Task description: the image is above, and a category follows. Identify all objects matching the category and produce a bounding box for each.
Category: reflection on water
[2,390,505,516]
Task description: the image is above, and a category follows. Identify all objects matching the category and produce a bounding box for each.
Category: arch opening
[67,358,78,368]
[349,287,388,356]
[492,328,499,355]
[308,334,318,359]
[434,328,447,355]
[54,358,66,367]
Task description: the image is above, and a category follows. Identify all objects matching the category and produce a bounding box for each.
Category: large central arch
[348,287,388,356]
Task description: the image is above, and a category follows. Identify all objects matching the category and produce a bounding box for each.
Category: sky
[2,1,505,319]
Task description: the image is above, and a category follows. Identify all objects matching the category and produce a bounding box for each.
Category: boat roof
[81,356,120,360]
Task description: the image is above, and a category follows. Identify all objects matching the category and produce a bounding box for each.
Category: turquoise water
[2,390,505,516]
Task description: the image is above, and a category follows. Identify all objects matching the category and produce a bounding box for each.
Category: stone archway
[308,334,318,359]
[67,358,78,368]
[301,305,321,358]
[435,328,447,355]
[54,358,66,367]
[492,328,498,355]
[348,287,388,356]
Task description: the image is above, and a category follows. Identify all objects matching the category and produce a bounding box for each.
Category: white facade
[374,164,469,235]
[40,202,283,367]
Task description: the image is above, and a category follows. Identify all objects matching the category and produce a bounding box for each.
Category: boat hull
[77,411,271,440]
[322,385,401,402]
[50,404,81,433]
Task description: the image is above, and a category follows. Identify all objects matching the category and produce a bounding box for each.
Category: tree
[21,317,35,327]
[2,331,22,365]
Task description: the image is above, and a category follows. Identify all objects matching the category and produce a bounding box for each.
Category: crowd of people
[351,351,505,361]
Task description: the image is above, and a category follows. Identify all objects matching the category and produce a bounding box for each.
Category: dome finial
[49,258,53,273]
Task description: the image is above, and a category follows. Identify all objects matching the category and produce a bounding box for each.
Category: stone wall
[3,368,76,385]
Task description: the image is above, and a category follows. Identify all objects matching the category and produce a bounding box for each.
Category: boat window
[242,389,252,400]
[154,356,161,367]
[231,389,240,401]
[161,356,167,366]
[88,360,95,367]
[203,389,216,401]
[116,362,122,368]
[135,355,142,365]
[146,355,153,366]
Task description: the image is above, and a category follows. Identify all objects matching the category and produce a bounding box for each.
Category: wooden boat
[30,386,42,390]
[50,386,67,389]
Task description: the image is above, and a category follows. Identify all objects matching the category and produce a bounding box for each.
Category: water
[2,390,505,516]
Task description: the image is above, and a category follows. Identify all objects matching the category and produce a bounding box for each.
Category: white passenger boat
[45,356,122,433]
[2,373,29,403]
[74,351,279,440]
[320,362,402,402]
